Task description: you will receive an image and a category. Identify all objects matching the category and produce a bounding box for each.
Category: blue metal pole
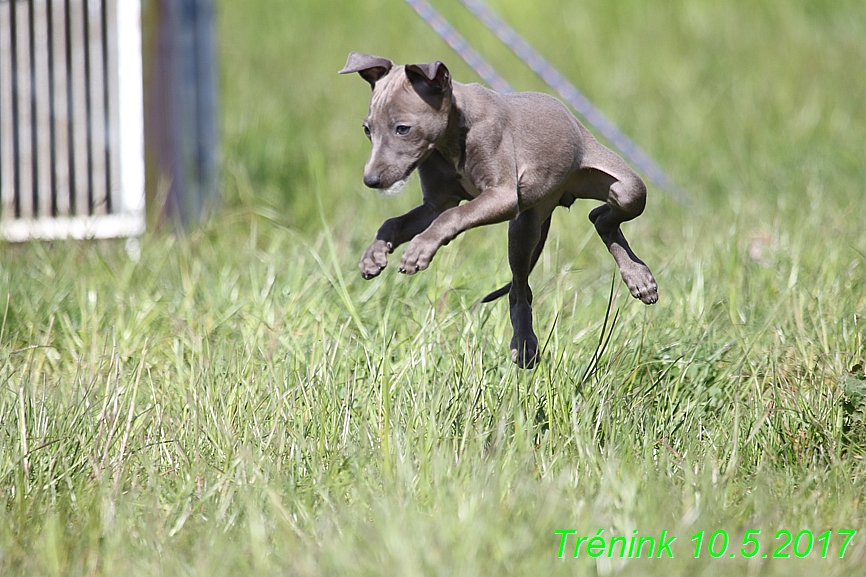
[145,0,218,228]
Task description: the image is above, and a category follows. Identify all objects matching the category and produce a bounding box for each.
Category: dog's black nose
[363,173,382,188]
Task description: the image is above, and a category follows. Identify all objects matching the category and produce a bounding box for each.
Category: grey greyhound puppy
[340,52,658,368]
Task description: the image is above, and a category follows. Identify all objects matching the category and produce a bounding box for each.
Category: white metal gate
[0,0,143,241]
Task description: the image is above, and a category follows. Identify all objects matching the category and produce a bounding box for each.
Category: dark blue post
[144,0,218,228]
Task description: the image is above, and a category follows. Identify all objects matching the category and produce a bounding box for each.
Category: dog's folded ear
[339,52,394,89]
[405,61,451,96]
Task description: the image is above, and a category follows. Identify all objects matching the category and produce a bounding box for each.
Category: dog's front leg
[360,204,442,279]
[398,188,518,274]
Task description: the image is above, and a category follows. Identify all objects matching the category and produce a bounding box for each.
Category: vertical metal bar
[16,0,33,218]
[33,0,53,217]
[0,3,3,212]
[116,0,143,216]
[68,0,88,216]
[10,0,21,217]
[28,0,37,215]
[100,0,113,212]
[47,0,57,214]
[175,0,197,221]
[51,0,70,215]
[145,0,217,228]
[86,0,106,214]
[0,0,15,217]
[81,0,93,213]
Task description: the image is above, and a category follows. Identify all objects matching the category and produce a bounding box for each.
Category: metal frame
[0,0,144,241]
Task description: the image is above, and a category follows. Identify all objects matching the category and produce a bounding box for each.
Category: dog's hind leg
[568,135,658,303]
[482,215,551,303]
[584,169,658,304]
[507,208,549,368]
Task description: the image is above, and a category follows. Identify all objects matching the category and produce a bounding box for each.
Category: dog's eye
[395,125,411,136]
[363,125,371,138]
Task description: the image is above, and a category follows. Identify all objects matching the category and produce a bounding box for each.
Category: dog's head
[340,52,453,195]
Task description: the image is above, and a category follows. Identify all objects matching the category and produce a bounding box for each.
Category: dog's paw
[510,335,539,369]
[398,235,438,274]
[359,239,391,280]
[621,262,658,305]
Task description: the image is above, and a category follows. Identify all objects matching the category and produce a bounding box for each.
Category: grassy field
[2,0,866,574]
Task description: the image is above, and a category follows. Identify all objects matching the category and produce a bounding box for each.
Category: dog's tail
[481,282,511,303]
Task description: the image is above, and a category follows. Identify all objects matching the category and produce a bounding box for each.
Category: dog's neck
[433,84,471,172]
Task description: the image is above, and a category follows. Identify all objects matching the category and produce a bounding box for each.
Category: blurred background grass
[217,0,866,319]
[219,0,865,220]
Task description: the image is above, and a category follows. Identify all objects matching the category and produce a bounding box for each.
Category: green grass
[3,0,866,574]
